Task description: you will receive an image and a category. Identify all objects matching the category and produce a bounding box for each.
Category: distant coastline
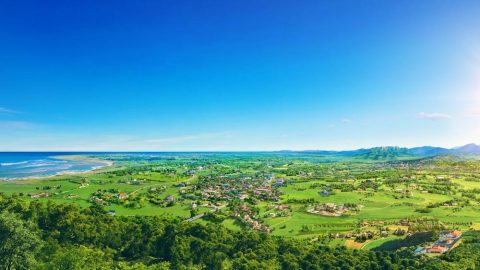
[49,154,115,176]
[0,153,114,181]
[52,155,114,169]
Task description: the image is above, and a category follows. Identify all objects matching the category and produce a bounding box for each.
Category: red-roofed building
[448,230,462,238]
[427,246,447,253]
[117,192,128,200]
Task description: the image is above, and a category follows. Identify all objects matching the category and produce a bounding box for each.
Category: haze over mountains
[300,143,480,160]
[408,143,480,155]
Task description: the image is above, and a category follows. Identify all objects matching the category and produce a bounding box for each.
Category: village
[306,202,361,217]
[196,172,288,232]
[198,172,284,203]
[14,152,480,255]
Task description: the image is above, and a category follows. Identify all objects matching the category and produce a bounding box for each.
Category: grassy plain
[2,152,480,250]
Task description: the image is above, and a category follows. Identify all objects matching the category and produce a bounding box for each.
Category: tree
[115,262,170,270]
[190,208,199,218]
[0,211,42,270]
[39,245,113,270]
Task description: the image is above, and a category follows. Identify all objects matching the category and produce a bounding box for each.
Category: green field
[2,152,480,250]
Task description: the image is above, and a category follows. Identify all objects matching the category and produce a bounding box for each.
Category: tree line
[0,194,479,270]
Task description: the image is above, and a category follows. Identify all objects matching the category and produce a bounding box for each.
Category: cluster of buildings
[306,203,358,217]
[90,189,129,205]
[199,173,283,203]
[415,230,462,255]
[184,166,205,176]
[265,204,291,218]
[243,214,270,232]
[117,178,145,185]
[231,204,270,233]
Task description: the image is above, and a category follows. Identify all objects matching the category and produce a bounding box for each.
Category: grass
[0,167,198,219]
[369,232,434,251]
[4,170,477,236]
[2,153,480,247]
[259,176,480,237]
[362,236,402,250]
[345,239,369,249]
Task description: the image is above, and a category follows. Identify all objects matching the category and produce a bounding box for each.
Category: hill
[352,146,412,160]
[409,146,450,156]
[299,143,480,160]
[452,143,480,154]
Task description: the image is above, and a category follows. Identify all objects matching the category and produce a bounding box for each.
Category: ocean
[0,152,108,180]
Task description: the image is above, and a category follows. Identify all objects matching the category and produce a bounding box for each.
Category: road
[185,205,226,222]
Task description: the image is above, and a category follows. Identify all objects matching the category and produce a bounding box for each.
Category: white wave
[0,161,28,166]
[20,161,59,168]
[26,168,49,173]
[53,164,73,170]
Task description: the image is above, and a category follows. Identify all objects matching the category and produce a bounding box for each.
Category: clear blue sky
[1,0,479,151]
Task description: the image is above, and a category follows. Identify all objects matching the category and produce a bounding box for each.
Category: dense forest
[1,194,480,270]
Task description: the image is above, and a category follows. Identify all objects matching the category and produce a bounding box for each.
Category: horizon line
[0,143,477,153]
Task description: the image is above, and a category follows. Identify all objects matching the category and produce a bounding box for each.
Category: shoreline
[0,155,115,182]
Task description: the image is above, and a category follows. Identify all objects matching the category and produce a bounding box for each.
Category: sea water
[0,152,107,180]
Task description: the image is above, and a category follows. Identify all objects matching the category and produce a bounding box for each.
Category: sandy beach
[0,154,115,181]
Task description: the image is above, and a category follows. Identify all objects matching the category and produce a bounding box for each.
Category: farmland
[2,151,480,251]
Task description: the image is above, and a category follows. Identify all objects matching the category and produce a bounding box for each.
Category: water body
[0,152,109,180]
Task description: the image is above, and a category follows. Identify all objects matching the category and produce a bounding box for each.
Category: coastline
[0,155,115,182]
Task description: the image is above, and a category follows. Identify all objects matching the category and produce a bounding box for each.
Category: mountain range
[410,143,480,155]
[301,143,480,160]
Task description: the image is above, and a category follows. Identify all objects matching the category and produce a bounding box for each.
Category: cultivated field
[2,152,480,250]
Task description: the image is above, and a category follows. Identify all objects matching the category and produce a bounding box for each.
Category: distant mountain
[294,143,480,160]
[409,146,450,156]
[452,143,480,154]
[409,143,480,155]
[351,146,412,160]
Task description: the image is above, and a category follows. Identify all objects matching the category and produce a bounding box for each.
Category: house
[274,178,285,187]
[442,230,462,239]
[427,246,447,253]
[116,192,128,200]
[29,192,49,198]
[164,195,175,203]
[175,182,186,188]
[184,169,197,176]
[418,230,462,255]
[360,221,370,227]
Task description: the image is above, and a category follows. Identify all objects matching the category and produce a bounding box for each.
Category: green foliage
[0,211,42,270]
[0,195,478,269]
[4,152,480,269]
[355,147,413,160]
[38,245,113,270]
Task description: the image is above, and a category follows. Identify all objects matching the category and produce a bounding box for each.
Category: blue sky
[1,0,480,151]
